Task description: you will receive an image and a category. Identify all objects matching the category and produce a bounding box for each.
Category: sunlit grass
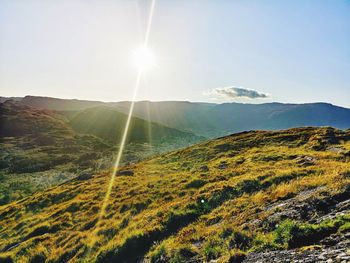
[0,127,349,262]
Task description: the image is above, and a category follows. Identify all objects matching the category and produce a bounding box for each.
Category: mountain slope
[0,100,73,137]
[111,101,217,137]
[0,127,349,262]
[0,101,113,205]
[208,102,350,132]
[69,106,204,145]
[19,96,350,138]
[21,95,104,111]
[114,101,350,137]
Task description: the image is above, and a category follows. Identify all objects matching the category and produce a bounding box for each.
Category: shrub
[237,179,261,194]
[150,245,167,263]
[0,194,10,206]
[203,238,224,260]
[273,217,348,249]
[228,231,252,250]
[168,247,197,263]
[274,220,299,247]
[29,253,46,263]
[0,255,13,263]
[219,228,251,251]
[185,179,207,189]
[228,250,246,263]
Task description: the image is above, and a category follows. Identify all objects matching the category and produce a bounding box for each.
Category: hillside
[0,102,203,205]
[21,96,104,111]
[0,101,113,205]
[113,101,350,137]
[0,127,349,262]
[111,101,217,137]
[17,96,350,138]
[69,106,204,146]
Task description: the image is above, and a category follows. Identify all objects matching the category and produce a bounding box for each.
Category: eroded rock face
[241,187,350,263]
[243,233,350,263]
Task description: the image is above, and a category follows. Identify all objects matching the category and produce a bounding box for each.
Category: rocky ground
[242,187,350,263]
[244,233,350,263]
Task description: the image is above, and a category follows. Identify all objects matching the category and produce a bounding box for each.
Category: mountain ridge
[3,96,348,138]
[69,105,204,145]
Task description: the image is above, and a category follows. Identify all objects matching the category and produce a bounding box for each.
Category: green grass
[272,215,350,249]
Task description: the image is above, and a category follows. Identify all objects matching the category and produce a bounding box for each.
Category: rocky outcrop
[243,232,350,263]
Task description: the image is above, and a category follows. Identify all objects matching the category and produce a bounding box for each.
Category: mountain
[0,127,349,262]
[18,96,350,138]
[113,101,350,137]
[21,95,104,111]
[0,100,74,137]
[69,106,204,145]
[0,97,22,103]
[110,101,217,137]
[208,102,350,132]
[0,101,113,205]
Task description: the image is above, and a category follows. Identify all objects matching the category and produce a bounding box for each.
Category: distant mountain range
[2,95,350,138]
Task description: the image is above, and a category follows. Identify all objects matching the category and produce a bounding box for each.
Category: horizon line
[1,94,348,108]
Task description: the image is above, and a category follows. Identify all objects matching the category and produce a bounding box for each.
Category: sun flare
[132,45,156,71]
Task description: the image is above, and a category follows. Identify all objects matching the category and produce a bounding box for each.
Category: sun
[132,45,156,71]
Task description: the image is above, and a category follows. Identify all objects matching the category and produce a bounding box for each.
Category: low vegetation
[0,127,349,262]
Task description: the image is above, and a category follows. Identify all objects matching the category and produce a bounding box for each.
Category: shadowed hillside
[21,96,104,111]
[114,101,350,137]
[69,106,204,145]
[0,101,113,205]
[0,127,349,262]
[15,96,350,138]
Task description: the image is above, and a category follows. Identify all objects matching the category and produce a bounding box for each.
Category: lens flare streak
[89,0,156,248]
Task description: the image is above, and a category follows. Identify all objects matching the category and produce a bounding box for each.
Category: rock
[327,146,345,153]
[318,255,326,260]
[295,155,317,166]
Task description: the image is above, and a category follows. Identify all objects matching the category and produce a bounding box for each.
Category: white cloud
[205,86,269,100]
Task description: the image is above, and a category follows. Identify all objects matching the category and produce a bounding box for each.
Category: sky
[0,0,350,107]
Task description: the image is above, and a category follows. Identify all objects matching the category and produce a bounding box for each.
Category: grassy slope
[0,127,349,262]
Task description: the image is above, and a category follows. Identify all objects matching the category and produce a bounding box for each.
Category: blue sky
[0,0,349,107]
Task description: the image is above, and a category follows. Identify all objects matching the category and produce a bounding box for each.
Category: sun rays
[87,0,157,252]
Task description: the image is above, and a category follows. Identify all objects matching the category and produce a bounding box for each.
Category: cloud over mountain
[206,86,269,100]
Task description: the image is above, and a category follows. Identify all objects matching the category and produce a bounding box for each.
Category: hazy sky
[1,0,350,107]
